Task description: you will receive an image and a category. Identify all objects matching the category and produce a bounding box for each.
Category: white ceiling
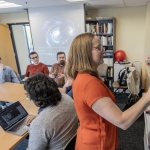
[0,0,150,13]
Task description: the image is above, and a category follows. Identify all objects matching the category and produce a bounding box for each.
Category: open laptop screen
[0,101,28,131]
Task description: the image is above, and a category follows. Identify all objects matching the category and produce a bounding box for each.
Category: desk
[0,82,26,102]
[0,99,38,150]
[0,84,62,150]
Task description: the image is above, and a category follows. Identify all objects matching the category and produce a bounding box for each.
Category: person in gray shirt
[0,57,20,84]
[24,73,78,150]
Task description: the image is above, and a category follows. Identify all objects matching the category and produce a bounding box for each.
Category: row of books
[86,23,113,34]
[104,50,113,56]
[99,36,113,46]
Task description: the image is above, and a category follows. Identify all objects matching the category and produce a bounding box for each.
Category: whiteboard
[28,4,85,65]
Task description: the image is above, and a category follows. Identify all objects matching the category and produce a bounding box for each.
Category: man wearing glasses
[25,52,49,80]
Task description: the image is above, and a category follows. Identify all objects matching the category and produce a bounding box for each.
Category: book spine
[103,23,107,34]
[96,23,99,34]
[107,23,113,34]
[86,24,90,32]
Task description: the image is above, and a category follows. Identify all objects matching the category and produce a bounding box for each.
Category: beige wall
[0,6,149,89]
[87,6,146,61]
[0,11,29,23]
[144,3,150,60]
[87,6,147,88]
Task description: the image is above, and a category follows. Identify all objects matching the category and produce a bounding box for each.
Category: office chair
[126,67,138,95]
[112,67,137,97]
[63,133,76,150]
[112,67,128,97]
[112,80,128,97]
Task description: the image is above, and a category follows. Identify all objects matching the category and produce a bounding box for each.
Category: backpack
[117,68,128,86]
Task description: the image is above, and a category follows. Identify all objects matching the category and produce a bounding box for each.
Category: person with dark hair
[24,73,78,150]
[24,51,49,80]
[0,57,20,84]
[49,52,66,87]
[65,32,150,150]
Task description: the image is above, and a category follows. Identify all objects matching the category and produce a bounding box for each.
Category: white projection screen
[28,4,85,66]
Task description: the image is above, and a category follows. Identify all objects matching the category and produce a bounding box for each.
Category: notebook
[0,101,29,136]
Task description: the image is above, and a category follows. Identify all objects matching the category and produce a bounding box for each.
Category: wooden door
[0,24,18,73]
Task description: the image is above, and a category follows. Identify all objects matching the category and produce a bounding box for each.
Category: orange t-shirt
[73,73,118,150]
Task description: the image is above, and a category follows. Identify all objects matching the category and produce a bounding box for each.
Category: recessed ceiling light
[67,0,89,2]
[0,0,22,8]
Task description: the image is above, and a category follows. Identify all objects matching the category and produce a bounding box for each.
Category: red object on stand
[114,50,126,62]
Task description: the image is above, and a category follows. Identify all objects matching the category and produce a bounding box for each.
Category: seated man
[49,52,66,87]
[24,73,78,150]
[0,57,20,84]
[25,52,49,80]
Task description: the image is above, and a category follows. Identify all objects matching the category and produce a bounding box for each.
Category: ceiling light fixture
[0,0,22,8]
[67,0,89,2]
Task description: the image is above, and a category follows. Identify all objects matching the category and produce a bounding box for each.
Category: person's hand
[0,63,4,70]
[57,73,65,79]
[23,77,28,81]
[65,78,74,87]
[141,87,150,105]
[26,115,37,126]
[49,73,56,79]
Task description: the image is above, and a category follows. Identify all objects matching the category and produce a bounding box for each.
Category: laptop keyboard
[9,119,26,132]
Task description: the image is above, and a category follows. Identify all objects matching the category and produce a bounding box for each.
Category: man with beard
[49,52,66,87]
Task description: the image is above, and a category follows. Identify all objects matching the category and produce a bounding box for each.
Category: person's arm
[62,81,69,93]
[49,65,56,79]
[0,69,4,84]
[43,65,49,76]
[26,115,37,126]
[57,73,65,79]
[62,78,73,93]
[10,69,20,83]
[28,124,49,150]
[92,88,150,130]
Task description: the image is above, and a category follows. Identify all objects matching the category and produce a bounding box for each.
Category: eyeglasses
[30,56,38,60]
[92,45,104,52]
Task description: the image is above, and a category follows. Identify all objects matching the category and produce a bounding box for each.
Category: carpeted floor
[13,138,28,150]
[13,94,145,150]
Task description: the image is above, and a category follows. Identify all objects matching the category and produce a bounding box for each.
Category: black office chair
[63,134,76,150]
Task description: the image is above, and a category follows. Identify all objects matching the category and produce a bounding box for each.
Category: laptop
[0,101,29,136]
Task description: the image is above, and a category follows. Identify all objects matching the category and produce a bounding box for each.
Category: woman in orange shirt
[65,33,150,150]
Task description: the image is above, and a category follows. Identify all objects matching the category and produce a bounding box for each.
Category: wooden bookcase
[85,17,116,82]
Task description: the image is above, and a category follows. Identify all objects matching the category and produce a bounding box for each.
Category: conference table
[0,82,26,102]
[0,82,62,150]
[0,100,38,150]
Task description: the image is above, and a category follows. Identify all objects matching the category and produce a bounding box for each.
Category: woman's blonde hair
[65,32,99,79]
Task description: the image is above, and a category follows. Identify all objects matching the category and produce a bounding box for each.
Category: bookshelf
[85,17,116,83]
